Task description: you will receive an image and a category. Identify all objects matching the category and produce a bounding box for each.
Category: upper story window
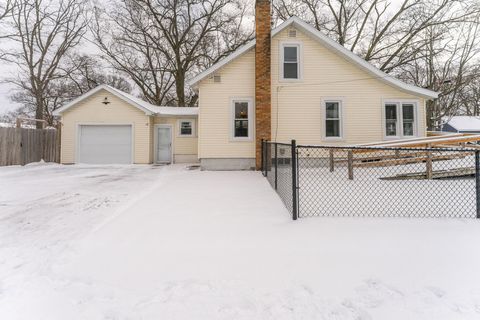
[231,98,253,140]
[281,43,301,80]
[384,101,418,138]
[178,119,195,137]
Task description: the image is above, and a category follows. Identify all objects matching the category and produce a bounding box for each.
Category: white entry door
[156,125,172,163]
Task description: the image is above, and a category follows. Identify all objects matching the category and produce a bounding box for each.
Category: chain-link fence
[262,141,296,217]
[262,140,480,220]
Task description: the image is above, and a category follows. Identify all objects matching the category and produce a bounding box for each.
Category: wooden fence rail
[0,127,60,166]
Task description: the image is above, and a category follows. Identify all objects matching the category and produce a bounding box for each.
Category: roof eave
[53,85,155,116]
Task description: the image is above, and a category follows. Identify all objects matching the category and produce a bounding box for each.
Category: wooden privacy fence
[0,127,60,166]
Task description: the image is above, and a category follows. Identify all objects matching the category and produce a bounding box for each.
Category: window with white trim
[383,101,417,138]
[282,44,300,80]
[324,100,342,138]
[231,99,252,140]
[178,119,194,137]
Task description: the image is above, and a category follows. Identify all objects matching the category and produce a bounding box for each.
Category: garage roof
[53,85,198,116]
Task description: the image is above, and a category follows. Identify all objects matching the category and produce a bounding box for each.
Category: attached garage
[54,85,154,164]
[77,125,132,164]
[54,85,199,165]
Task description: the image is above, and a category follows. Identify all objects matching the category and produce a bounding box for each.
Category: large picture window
[384,101,417,138]
[231,99,253,140]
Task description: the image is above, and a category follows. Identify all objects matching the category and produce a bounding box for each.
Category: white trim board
[187,16,438,100]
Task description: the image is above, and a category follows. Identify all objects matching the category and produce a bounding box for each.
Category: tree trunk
[426,99,435,131]
[175,72,185,107]
[35,92,44,129]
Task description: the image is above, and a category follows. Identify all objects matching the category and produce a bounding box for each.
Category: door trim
[75,123,134,164]
[154,124,173,164]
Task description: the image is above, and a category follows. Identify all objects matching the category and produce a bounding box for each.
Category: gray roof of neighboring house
[187,16,438,100]
[444,116,480,132]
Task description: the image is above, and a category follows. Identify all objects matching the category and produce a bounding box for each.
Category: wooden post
[426,143,433,179]
[56,122,62,163]
[347,150,354,180]
[329,149,334,172]
[16,118,21,128]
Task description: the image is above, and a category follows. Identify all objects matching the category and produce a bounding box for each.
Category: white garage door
[78,125,132,164]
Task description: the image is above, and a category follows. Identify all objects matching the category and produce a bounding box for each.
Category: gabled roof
[445,116,480,131]
[53,85,198,116]
[188,16,438,100]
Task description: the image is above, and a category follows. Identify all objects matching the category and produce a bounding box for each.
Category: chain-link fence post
[476,150,480,219]
[291,140,298,220]
[261,139,265,176]
[274,143,278,190]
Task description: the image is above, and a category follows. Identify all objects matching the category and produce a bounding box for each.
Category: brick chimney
[255,0,271,170]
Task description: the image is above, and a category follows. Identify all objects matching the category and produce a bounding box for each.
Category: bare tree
[6,0,89,128]
[459,66,480,117]
[0,0,14,34]
[0,0,15,59]
[92,1,177,106]
[274,0,480,73]
[94,0,253,107]
[10,53,132,125]
[396,17,480,129]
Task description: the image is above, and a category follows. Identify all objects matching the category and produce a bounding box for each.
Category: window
[402,104,415,136]
[231,99,253,140]
[383,101,417,138]
[385,104,398,137]
[177,119,195,137]
[324,100,342,138]
[281,43,300,80]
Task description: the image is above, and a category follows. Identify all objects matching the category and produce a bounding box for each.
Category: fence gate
[262,140,480,220]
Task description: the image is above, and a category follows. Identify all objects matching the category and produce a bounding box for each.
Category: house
[442,116,480,134]
[54,0,437,169]
[53,85,198,164]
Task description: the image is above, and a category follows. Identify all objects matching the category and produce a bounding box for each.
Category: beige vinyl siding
[153,117,198,160]
[198,50,255,159]
[271,27,426,145]
[197,27,427,158]
[60,89,151,164]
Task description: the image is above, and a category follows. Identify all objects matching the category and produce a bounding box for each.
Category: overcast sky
[0,0,407,116]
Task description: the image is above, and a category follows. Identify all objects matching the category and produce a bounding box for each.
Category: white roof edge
[154,106,199,116]
[187,16,438,100]
[53,85,155,116]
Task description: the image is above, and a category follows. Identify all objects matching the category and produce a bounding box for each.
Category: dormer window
[281,42,301,81]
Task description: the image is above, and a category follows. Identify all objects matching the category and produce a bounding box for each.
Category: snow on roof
[150,106,199,116]
[187,16,438,100]
[0,122,14,128]
[53,85,198,117]
[445,116,480,131]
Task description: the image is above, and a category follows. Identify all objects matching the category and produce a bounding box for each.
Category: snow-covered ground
[1,163,480,319]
